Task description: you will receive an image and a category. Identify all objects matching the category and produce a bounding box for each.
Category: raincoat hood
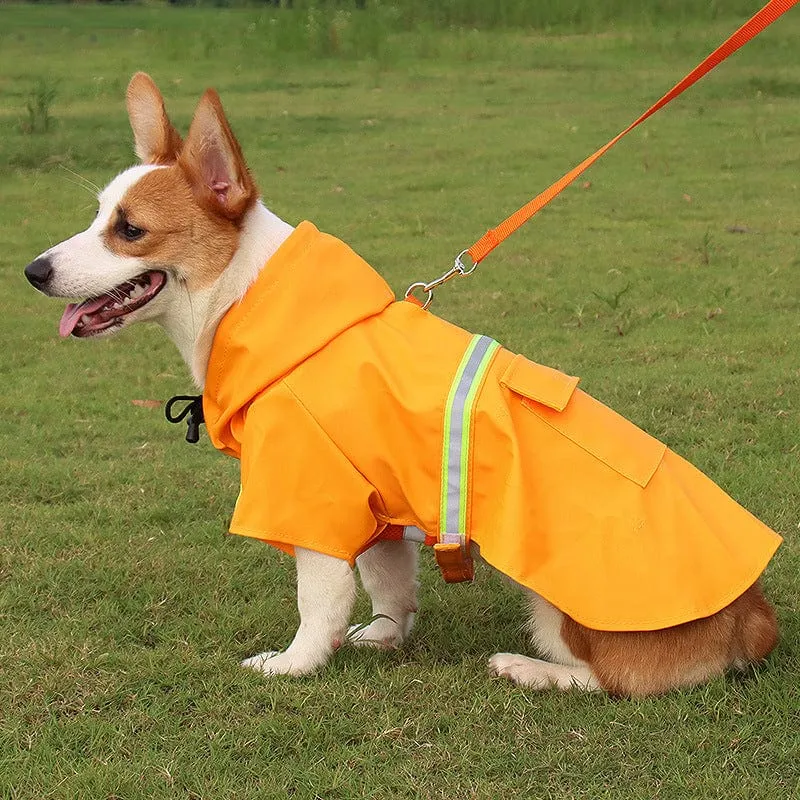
[204,221,394,454]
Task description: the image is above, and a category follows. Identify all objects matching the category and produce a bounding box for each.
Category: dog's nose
[24,256,53,289]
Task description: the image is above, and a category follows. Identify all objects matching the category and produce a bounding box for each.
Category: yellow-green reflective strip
[457,339,500,533]
[439,336,480,536]
[440,335,499,542]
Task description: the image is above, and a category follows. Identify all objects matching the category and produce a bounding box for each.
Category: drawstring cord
[165,395,205,444]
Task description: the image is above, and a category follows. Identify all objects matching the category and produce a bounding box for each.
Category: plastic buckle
[433,542,474,583]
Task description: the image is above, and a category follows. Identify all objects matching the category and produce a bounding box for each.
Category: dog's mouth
[59,270,167,338]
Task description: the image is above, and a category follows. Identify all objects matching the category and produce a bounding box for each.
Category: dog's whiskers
[107,286,128,305]
[58,164,102,196]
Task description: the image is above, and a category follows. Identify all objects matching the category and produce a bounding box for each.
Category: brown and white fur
[24,74,778,697]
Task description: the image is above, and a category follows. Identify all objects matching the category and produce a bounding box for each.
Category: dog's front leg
[241,547,356,677]
[349,539,419,648]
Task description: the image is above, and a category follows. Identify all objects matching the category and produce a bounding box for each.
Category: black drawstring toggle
[165,395,205,444]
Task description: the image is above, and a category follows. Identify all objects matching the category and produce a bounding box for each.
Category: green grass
[2,3,800,798]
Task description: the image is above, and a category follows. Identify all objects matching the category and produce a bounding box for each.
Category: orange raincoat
[203,222,781,632]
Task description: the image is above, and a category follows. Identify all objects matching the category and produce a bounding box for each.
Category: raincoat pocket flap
[499,354,579,412]
[500,354,665,487]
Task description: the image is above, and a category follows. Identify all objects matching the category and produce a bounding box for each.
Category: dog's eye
[120,222,145,242]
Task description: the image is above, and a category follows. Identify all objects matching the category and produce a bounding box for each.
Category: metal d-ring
[454,249,477,276]
[404,281,434,310]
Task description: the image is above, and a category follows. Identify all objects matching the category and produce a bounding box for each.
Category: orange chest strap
[377,335,500,582]
[435,334,501,582]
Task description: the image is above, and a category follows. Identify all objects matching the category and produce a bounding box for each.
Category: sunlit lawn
[1,4,799,798]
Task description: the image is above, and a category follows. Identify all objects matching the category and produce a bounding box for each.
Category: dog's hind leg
[489,653,600,691]
[349,539,419,648]
[488,590,600,692]
[492,584,778,697]
[241,547,356,676]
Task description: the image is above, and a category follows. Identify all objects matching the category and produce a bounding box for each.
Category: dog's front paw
[241,650,318,677]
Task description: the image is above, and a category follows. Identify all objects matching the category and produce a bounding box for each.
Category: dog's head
[24,73,258,338]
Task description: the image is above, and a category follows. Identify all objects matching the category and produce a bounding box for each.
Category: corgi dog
[24,73,779,697]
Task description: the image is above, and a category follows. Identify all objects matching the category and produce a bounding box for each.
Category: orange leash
[406,0,797,308]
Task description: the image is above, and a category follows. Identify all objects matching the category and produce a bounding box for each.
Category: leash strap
[466,0,797,266]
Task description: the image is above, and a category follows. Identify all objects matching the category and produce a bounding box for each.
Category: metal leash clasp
[405,250,477,310]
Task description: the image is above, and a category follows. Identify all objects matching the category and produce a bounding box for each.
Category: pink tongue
[59,295,112,338]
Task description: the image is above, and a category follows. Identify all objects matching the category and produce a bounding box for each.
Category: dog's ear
[126,72,183,165]
[178,89,257,221]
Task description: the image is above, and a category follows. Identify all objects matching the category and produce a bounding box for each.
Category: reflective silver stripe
[440,334,499,544]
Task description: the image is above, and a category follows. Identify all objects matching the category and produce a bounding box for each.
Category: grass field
[2,3,799,798]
